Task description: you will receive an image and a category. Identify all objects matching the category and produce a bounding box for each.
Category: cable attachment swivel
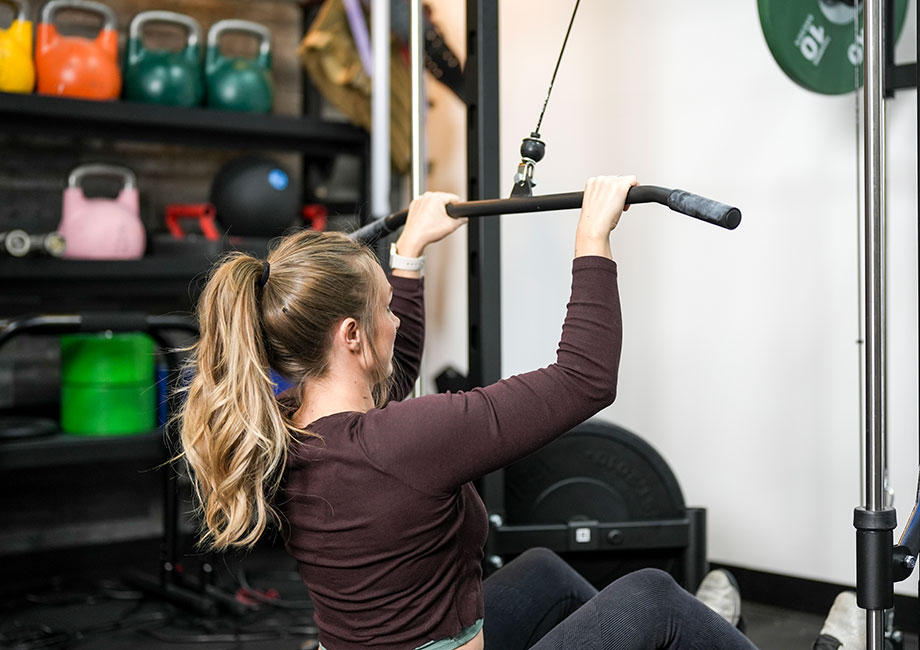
[508,0,579,199]
[511,132,546,198]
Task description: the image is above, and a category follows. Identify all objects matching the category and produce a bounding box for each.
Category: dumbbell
[0,230,66,257]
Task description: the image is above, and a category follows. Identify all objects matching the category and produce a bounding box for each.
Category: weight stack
[59,333,156,436]
[498,420,707,590]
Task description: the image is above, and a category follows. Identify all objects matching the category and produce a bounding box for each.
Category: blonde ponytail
[178,230,390,550]
[179,253,294,550]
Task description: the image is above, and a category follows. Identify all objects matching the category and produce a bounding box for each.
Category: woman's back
[283,411,489,650]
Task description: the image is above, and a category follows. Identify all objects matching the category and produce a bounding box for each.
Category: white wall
[423,0,918,594]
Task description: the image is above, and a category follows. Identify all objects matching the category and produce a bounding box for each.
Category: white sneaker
[817,591,866,650]
[694,569,742,627]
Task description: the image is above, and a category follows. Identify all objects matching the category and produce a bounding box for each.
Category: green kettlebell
[205,19,273,113]
[124,10,203,106]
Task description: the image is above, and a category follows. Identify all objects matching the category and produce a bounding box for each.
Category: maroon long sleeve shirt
[281,256,622,650]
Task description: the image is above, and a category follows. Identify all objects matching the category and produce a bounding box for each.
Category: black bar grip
[349,185,742,244]
[666,189,742,230]
[446,192,583,218]
[348,215,402,243]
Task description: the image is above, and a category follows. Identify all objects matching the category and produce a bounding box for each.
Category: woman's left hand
[396,192,467,258]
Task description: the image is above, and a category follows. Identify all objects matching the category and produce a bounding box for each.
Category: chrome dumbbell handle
[0,230,30,256]
[38,231,66,256]
[0,230,66,257]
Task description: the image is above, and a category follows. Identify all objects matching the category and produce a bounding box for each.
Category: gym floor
[3,543,916,650]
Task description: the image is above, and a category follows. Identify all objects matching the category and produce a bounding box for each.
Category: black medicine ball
[210,157,301,237]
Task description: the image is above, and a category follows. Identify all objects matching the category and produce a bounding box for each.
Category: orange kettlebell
[0,0,35,93]
[36,0,120,100]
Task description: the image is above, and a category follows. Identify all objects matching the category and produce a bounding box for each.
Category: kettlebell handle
[68,163,137,191]
[129,10,201,50]
[0,0,29,23]
[41,0,116,32]
[207,19,270,59]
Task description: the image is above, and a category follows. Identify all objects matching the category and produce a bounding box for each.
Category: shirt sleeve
[387,274,425,402]
[358,256,622,494]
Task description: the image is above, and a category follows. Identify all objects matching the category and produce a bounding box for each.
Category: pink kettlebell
[58,164,145,260]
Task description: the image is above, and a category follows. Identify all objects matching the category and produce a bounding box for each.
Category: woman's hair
[178,229,390,551]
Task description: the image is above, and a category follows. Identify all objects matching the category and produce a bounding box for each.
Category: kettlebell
[124,10,203,107]
[58,164,145,260]
[0,0,35,93]
[35,0,120,100]
[205,19,273,113]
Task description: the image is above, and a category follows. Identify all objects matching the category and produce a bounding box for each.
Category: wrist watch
[389,242,425,272]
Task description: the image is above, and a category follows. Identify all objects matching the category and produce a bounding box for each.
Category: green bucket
[59,332,157,436]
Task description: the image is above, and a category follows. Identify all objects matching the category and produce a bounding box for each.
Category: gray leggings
[482,548,758,650]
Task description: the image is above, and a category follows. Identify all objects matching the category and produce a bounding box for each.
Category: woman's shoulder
[303,410,363,431]
[287,411,362,466]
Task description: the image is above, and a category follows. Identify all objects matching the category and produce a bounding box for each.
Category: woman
[179,176,857,650]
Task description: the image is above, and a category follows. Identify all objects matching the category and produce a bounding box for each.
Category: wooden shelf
[0,255,210,280]
[0,429,167,471]
[0,256,215,309]
[0,241,272,305]
[0,92,367,155]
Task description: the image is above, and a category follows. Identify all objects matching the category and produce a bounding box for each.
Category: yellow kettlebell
[0,0,35,93]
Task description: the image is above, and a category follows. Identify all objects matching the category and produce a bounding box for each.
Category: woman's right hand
[574,175,638,259]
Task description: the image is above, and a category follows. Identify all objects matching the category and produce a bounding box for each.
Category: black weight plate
[758,0,909,95]
[504,420,689,588]
[505,420,686,525]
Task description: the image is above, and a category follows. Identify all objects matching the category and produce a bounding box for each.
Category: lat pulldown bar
[349,185,742,243]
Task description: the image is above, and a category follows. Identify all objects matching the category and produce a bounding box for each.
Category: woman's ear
[338,318,363,353]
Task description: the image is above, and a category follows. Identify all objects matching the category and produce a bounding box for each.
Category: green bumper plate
[758,0,908,95]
